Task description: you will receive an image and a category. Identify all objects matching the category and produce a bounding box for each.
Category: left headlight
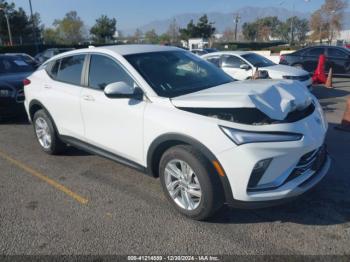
[220,126,303,145]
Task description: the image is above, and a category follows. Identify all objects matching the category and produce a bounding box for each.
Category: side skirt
[60,135,148,175]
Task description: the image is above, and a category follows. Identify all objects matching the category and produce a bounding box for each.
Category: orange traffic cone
[335,97,350,132]
[312,54,327,84]
[325,68,333,88]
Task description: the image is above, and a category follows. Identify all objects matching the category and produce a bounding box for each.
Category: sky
[12,0,346,31]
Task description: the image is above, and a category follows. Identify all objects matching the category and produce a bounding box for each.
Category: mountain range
[123,6,350,35]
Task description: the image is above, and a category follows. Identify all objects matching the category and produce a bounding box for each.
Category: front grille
[284,145,327,184]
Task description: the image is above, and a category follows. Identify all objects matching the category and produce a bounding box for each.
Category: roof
[97,44,182,55]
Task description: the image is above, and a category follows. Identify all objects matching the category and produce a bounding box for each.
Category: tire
[159,145,224,220]
[33,109,66,155]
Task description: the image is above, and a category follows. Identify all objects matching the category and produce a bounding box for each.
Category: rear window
[0,56,35,74]
[48,55,85,85]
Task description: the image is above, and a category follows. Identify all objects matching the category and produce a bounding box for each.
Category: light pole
[233,13,240,41]
[28,0,39,53]
[0,8,13,46]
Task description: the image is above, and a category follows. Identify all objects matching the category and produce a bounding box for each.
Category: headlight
[220,126,303,145]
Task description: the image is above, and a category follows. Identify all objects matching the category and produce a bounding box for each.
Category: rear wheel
[33,109,66,155]
[159,145,223,220]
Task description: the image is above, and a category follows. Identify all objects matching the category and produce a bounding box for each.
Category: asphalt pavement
[0,78,349,256]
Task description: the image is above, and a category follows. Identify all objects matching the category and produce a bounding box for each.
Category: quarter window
[55,55,85,85]
[88,55,134,90]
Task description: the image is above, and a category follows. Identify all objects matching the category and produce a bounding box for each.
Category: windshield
[0,56,35,74]
[242,53,275,68]
[125,51,233,97]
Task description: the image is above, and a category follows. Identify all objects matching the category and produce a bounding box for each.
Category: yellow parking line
[0,150,88,205]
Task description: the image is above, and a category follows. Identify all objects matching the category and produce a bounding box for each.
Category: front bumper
[216,107,329,204]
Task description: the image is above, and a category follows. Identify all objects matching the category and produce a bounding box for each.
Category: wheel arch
[29,100,60,134]
[146,133,235,205]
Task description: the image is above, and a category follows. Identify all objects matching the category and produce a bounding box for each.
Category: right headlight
[220,126,303,145]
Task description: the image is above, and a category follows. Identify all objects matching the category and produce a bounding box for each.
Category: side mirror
[104,82,143,100]
[240,64,251,70]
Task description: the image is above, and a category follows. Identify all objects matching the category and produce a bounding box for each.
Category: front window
[0,56,36,74]
[125,51,233,97]
[241,53,275,68]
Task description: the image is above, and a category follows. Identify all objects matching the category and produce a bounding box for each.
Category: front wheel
[159,145,224,220]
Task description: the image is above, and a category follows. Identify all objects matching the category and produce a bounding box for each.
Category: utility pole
[233,13,240,41]
[0,8,13,46]
[28,0,39,53]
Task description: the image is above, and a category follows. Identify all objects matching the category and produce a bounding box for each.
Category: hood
[171,79,313,121]
[264,64,308,76]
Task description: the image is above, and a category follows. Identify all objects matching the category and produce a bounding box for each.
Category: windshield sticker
[14,60,29,66]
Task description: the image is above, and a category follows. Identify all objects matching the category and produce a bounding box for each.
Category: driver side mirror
[240,64,251,70]
[104,82,143,100]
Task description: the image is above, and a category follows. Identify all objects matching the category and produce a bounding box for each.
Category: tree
[242,22,258,41]
[42,28,61,44]
[167,18,179,43]
[132,28,143,43]
[0,0,42,45]
[90,15,116,44]
[277,17,309,44]
[53,11,85,44]
[310,0,347,43]
[242,17,281,42]
[222,28,235,42]
[179,15,215,40]
[144,29,158,44]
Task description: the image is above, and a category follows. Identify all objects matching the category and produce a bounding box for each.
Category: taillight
[23,79,31,86]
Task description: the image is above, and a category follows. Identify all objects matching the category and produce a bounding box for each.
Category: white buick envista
[24,45,330,220]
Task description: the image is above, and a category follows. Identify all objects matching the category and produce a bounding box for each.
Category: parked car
[203,51,312,89]
[191,49,208,56]
[280,45,350,76]
[0,54,36,120]
[34,48,74,64]
[24,45,330,220]
[5,53,38,67]
[191,48,219,56]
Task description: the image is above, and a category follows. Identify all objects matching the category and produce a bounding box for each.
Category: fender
[147,133,235,205]
[28,99,60,134]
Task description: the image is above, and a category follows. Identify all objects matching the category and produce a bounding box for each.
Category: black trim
[147,133,235,205]
[60,135,148,174]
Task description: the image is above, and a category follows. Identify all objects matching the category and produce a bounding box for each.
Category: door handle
[82,95,95,101]
[44,85,52,89]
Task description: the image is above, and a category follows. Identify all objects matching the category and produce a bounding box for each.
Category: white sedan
[203,51,312,90]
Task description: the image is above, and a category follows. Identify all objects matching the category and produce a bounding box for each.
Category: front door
[80,54,146,164]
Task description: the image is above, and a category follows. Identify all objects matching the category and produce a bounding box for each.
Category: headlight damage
[179,103,315,125]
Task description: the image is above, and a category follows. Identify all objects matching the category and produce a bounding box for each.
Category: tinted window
[328,48,347,58]
[222,55,245,68]
[48,60,60,78]
[125,51,233,98]
[241,53,275,67]
[56,55,85,85]
[88,55,134,90]
[206,56,221,67]
[0,56,35,74]
[306,48,325,57]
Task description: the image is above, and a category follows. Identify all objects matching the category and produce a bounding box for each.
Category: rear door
[43,54,86,139]
[80,54,146,164]
[326,47,350,75]
[302,47,326,72]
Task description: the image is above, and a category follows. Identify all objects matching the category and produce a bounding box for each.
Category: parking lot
[0,79,349,255]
